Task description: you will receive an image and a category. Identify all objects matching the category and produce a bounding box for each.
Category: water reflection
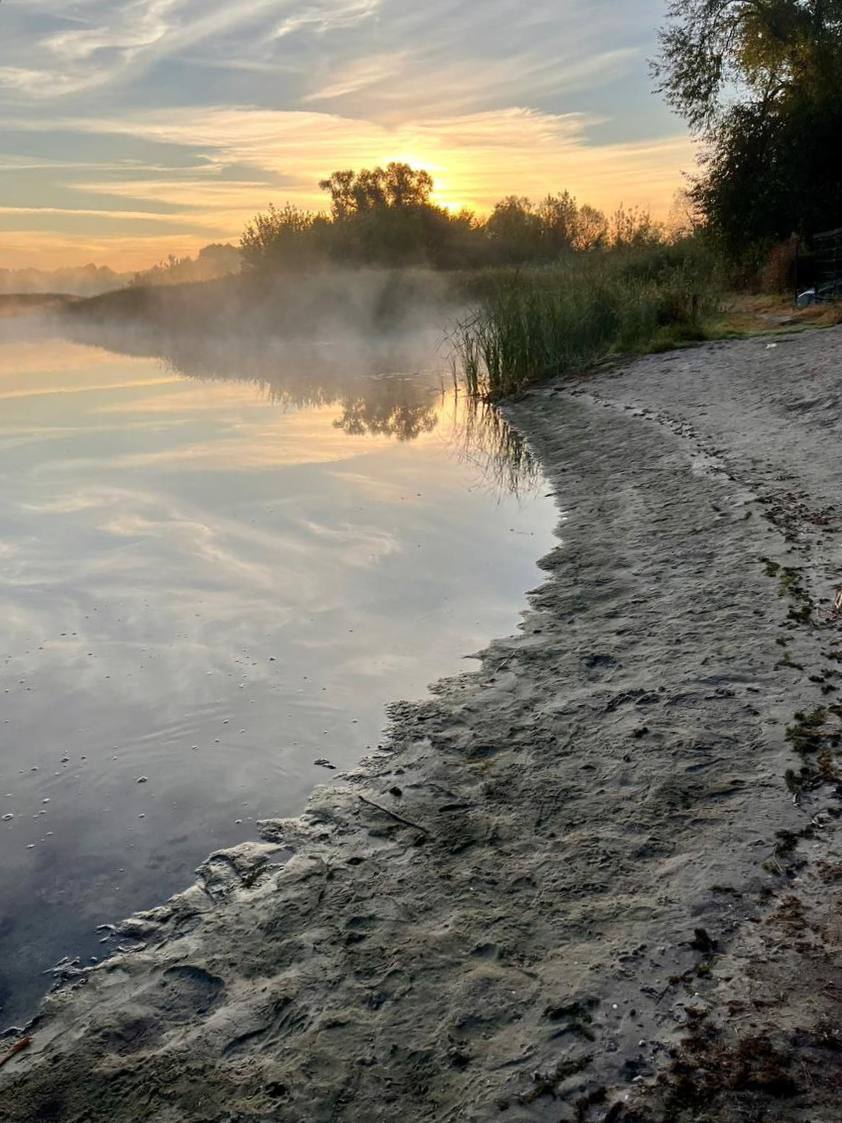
[0,319,555,1026]
[333,376,439,442]
[63,319,540,491]
[449,392,540,497]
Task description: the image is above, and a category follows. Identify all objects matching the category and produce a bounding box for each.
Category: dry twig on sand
[358,795,428,835]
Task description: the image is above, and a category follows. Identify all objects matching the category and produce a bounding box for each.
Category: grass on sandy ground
[712,292,842,337]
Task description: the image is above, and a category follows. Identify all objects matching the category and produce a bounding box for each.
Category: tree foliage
[319,163,435,218]
[241,203,329,271]
[655,0,842,254]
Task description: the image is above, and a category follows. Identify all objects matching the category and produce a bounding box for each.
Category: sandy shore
[4,327,842,1121]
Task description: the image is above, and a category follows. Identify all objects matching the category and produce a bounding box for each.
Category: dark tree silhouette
[237,166,660,273]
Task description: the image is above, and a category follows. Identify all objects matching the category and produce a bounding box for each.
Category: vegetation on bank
[454,0,842,396]
[233,162,723,397]
[454,241,720,397]
[655,0,842,269]
[129,243,241,287]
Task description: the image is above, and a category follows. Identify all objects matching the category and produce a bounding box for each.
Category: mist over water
[0,311,557,1025]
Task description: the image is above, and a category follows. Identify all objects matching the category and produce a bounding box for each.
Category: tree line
[240,162,673,273]
[130,243,241,286]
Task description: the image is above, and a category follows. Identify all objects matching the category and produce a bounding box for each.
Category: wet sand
[5,327,842,1121]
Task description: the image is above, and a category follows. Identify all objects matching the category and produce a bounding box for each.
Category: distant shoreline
[0,293,80,318]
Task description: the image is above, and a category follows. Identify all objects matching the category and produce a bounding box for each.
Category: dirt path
[4,328,842,1122]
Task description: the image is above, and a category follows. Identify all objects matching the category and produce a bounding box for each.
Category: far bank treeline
[239,164,671,274]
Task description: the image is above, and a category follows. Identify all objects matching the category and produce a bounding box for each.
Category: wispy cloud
[0,0,180,97]
[271,0,379,40]
[304,52,408,102]
[0,0,311,97]
[43,0,177,64]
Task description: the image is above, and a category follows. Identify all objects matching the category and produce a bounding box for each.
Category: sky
[0,0,696,270]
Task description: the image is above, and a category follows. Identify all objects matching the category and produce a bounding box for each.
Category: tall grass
[453,241,721,398]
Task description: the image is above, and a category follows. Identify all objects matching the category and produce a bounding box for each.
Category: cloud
[60,103,693,209]
[0,0,689,266]
[304,52,409,102]
[0,0,381,99]
[1,0,658,114]
[0,0,179,97]
[43,0,177,65]
[271,0,379,40]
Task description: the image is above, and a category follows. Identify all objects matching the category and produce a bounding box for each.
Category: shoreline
[4,328,842,1120]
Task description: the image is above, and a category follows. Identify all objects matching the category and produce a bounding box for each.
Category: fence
[812,227,842,300]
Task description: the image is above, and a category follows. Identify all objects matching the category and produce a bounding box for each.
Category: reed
[453,242,721,398]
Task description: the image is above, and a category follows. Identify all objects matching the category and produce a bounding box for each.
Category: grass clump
[778,566,813,623]
[762,558,814,624]
[453,242,721,398]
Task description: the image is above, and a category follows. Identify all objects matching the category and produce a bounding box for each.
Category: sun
[386,150,436,172]
[433,194,470,214]
[378,150,468,211]
[428,171,472,215]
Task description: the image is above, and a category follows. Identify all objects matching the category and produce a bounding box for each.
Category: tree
[239,166,666,274]
[485,197,545,263]
[571,205,609,251]
[240,203,329,271]
[609,204,665,248]
[318,170,357,221]
[319,163,434,219]
[654,0,842,252]
[195,243,241,277]
[315,163,441,265]
[666,190,700,240]
[655,0,842,129]
[382,163,435,209]
[536,192,580,254]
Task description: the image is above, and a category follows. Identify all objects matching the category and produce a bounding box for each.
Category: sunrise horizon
[0,1,695,271]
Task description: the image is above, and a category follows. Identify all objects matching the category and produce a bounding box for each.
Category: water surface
[0,323,557,1024]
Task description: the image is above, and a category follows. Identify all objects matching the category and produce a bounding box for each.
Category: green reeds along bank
[454,242,721,398]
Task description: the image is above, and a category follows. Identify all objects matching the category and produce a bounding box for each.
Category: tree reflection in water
[333,374,439,442]
[62,321,540,496]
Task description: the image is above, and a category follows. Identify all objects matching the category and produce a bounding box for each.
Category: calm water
[0,321,557,1025]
